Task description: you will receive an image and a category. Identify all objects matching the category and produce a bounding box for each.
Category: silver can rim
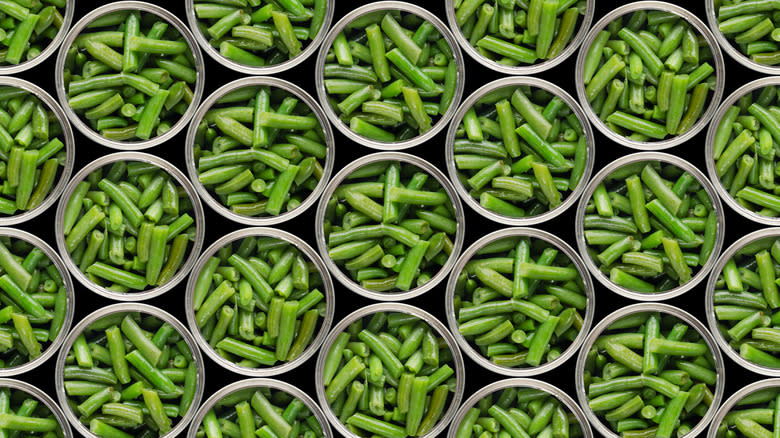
[444,76,596,226]
[574,302,726,438]
[184,76,336,226]
[446,378,593,438]
[0,227,75,377]
[314,302,466,438]
[54,1,206,150]
[314,151,466,301]
[55,302,206,438]
[0,378,73,438]
[706,378,780,438]
[186,378,333,438]
[184,0,334,75]
[0,0,74,75]
[704,77,780,225]
[54,151,206,301]
[0,76,75,226]
[444,0,595,75]
[184,227,336,377]
[705,227,780,376]
[574,151,726,301]
[704,0,780,75]
[444,227,595,376]
[314,1,465,150]
[574,1,726,150]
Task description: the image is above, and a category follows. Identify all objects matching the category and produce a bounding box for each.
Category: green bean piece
[583,160,718,293]
[715,1,780,66]
[61,160,196,293]
[64,10,199,142]
[585,310,718,437]
[63,311,198,437]
[324,160,459,293]
[0,386,64,434]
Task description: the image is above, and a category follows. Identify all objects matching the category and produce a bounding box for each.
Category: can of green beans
[705,77,780,226]
[314,1,465,150]
[55,302,206,438]
[0,0,74,75]
[445,76,595,226]
[0,227,75,377]
[445,227,595,376]
[54,151,206,302]
[315,302,465,438]
[444,0,595,75]
[575,1,725,150]
[0,378,73,437]
[705,0,780,75]
[54,1,206,150]
[185,76,335,226]
[575,303,726,438]
[706,378,780,438]
[186,378,333,438]
[705,228,780,377]
[314,151,465,301]
[184,227,335,377]
[0,77,76,227]
[575,152,726,301]
[185,0,334,75]
[447,378,593,438]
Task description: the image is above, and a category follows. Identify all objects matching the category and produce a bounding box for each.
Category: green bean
[324,160,458,293]
[64,11,199,143]
[323,10,459,144]
[715,0,780,66]
[585,310,718,437]
[64,311,198,437]
[323,310,456,436]
[61,159,196,293]
[583,160,717,293]
[0,387,63,435]
[452,82,588,219]
[584,11,717,142]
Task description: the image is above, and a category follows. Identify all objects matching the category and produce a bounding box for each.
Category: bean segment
[714,0,780,67]
[321,9,459,143]
[452,0,587,67]
[63,10,198,143]
[192,0,328,68]
[321,160,459,294]
[62,312,199,437]
[583,312,719,438]
[195,385,325,438]
[453,385,584,438]
[193,83,328,219]
[321,311,457,437]
[451,235,588,369]
[191,234,327,370]
[582,9,717,142]
[581,160,718,294]
[710,84,780,220]
[0,86,67,217]
[0,386,65,435]
[61,160,197,294]
[451,83,588,219]
[711,235,780,370]
[0,235,68,369]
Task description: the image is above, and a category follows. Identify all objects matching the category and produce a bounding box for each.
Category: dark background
[11,0,772,435]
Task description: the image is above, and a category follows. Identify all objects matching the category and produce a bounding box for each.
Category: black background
[10,0,773,435]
